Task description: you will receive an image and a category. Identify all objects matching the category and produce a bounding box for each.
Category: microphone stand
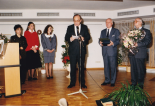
[67,35,88,99]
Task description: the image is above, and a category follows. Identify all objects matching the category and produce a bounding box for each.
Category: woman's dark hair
[14,24,23,35]
[43,24,53,35]
[14,24,22,31]
[26,22,36,31]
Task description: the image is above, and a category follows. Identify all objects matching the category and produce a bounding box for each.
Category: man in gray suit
[99,18,120,87]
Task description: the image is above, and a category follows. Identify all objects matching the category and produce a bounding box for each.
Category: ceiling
[0,0,154,10]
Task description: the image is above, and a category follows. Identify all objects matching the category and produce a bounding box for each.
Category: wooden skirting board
[39,66,155,72]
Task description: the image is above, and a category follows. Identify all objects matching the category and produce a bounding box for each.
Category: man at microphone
[65,14,90,88]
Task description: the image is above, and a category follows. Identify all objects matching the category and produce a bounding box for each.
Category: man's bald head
[106,18,113,28]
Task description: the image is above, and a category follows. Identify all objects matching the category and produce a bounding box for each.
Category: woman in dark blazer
[10,24,28,84]
[41,25,57,79]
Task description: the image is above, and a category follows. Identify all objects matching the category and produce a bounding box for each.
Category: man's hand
[107,41,114,46]
[134,43,138,47]
[70,37,75,42]
[81,37,84,41]
[100,41,103,46]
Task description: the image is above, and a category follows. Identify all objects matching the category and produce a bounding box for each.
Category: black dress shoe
[101,82,110,85]
[33,78,38,80]
[0,94,2,98]
[81,85,87,88]
[28,77,32,81]
[111,84,115,87]
[47,77,50,79]
[50,76,53,79]
[67,84,75,88]
[21,82,25,84]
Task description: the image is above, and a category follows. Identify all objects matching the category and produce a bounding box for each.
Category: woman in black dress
[10,24,28,84]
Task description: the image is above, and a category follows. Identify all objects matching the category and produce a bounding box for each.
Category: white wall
[0,5,155,69]
[0,21,105,69]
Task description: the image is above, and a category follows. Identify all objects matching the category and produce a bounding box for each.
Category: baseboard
[86,68,104,70]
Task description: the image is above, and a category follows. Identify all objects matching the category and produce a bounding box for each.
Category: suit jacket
[99,28,120,57]
[41,33,57,57]
[130,27,152,58]
[10,35,27,59]
[65,24,90,55]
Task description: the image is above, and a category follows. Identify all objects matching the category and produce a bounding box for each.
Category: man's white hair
[106,18,113,23]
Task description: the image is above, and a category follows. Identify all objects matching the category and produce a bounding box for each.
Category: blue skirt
[44,56,54,63]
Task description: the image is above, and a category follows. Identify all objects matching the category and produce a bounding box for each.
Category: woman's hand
[31,46,37,53]
[47,49,54,53]
[20,47,23,50]
[33,49,37,53]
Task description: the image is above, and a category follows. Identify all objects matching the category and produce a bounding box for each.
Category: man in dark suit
[99,18,120,87]
[129,18,152,89]
[65,14,90,88]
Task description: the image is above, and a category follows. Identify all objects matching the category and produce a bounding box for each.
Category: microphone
[76,26,84,47]
[76,26,80,36]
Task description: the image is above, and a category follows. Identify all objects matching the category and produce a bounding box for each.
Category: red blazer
[24,31,39,51]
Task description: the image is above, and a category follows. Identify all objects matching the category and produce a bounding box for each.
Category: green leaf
[102,81,152,106]
[61,45,66,48]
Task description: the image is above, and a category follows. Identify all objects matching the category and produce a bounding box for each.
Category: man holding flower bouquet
[129,18,152,89]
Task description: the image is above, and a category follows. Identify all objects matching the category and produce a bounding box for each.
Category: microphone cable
[86,70,109,94]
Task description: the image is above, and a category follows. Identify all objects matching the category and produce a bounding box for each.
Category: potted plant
[117,49,122,65]
[0,33,8,43]
[39,50,46,74]
[61,41,70,78]
[101,81,152,106]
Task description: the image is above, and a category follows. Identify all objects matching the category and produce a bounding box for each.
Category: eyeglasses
[74,20,81,22]
[134,20,141,23]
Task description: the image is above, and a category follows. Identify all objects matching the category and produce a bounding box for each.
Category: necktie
[107,29,109,38]
[77,26,80,36]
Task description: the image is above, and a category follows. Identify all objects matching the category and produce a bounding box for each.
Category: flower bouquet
[121,29,145,55]
[61,41,70,68]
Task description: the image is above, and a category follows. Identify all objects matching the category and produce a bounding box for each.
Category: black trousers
[20,58,27,83]
[129,56,146,86]
[69,53,85,86]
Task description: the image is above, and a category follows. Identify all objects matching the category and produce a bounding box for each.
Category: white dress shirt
[70,24,81,42]
[139,27,142,30]
[100,27,113,46]
[74,24,81,36]
[106,27,112,36]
